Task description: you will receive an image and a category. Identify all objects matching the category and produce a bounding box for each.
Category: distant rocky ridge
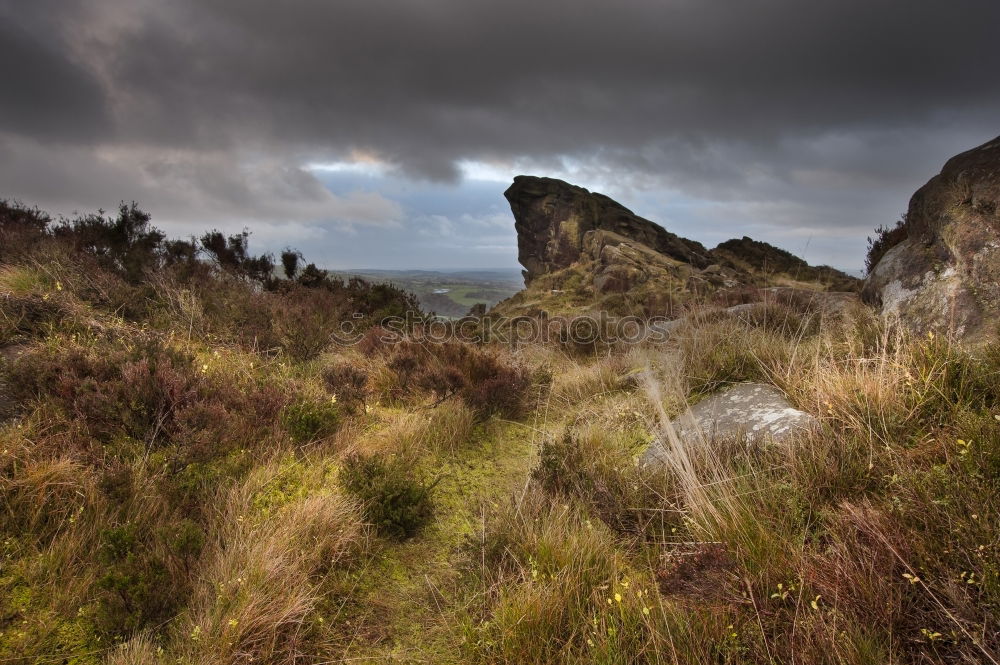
[863,135,1000,343]
[498,175,857,317]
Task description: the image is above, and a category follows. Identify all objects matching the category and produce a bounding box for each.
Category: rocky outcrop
[505,176,711,284]
[640,383,818,468]
[498,175,859,319]
[714,236,858,292]
[863,136,1000,342]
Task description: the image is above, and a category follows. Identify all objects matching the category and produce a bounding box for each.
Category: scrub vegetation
[2,199,999,663]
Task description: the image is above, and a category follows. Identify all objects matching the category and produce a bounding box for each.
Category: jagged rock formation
[863,135,1000,342]
[505,176,711,284]
[498,176,857,317]
[641,383,818,469]
[714,236,859,292]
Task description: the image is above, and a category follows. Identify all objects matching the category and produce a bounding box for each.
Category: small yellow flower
[642,607,650,616]
[55,281,63,291]
[614,593,622,603]
[810,595,821,610]
[903,573,920,585]
[920,628,942,642]
[228,618,239,627]
[331,394,338,404]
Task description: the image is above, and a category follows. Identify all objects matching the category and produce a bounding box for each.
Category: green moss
[250,454,336,517]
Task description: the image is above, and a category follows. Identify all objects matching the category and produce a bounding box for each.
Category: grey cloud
[0,134,403,230]
[0,6,111,142]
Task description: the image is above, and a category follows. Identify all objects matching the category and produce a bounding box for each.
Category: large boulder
[504,175,711,284]
[863,136,1000,342]
[641,383,818,468]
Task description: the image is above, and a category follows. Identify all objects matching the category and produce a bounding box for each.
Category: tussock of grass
[176,471,368,663]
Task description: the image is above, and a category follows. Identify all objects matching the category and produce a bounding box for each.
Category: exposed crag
[500,175,857,317]
[505,176,712,283]
[863,135,1000,342]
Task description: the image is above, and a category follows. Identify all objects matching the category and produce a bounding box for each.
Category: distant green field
[330,269,523,317]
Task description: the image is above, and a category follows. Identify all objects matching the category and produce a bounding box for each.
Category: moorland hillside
[2,136,1000,664]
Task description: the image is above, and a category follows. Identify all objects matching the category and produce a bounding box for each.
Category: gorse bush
[339,453,436,539]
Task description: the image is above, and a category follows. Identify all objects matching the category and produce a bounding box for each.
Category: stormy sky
[2,0,999,274]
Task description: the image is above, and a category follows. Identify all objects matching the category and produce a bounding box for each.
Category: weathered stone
[495,175,859,319]
[505,175,711,284]
[584,229,686,294]
[714,236,859,292]
[641,383,818,468]
[863,135,1000,342]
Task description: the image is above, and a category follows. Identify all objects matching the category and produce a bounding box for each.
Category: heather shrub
[6,337,201,447]
[0,200,50,261]
[339,452,436,539]
[271,284,352,361]
[384,340,532,418]
[865,215,908,274]
[322,359,369,411]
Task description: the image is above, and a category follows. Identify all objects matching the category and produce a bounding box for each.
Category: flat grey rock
[641,383,818,467]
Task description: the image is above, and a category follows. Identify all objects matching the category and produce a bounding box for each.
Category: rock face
[505,176,711,283]
[641,383,818,468]
[497,175,858,318]
[715,236,859,292]
[863,136,1000,342]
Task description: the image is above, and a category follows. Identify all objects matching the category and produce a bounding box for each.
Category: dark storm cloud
[0,3,111,142]
[95,0,1000,176]
[2,0,999,269]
